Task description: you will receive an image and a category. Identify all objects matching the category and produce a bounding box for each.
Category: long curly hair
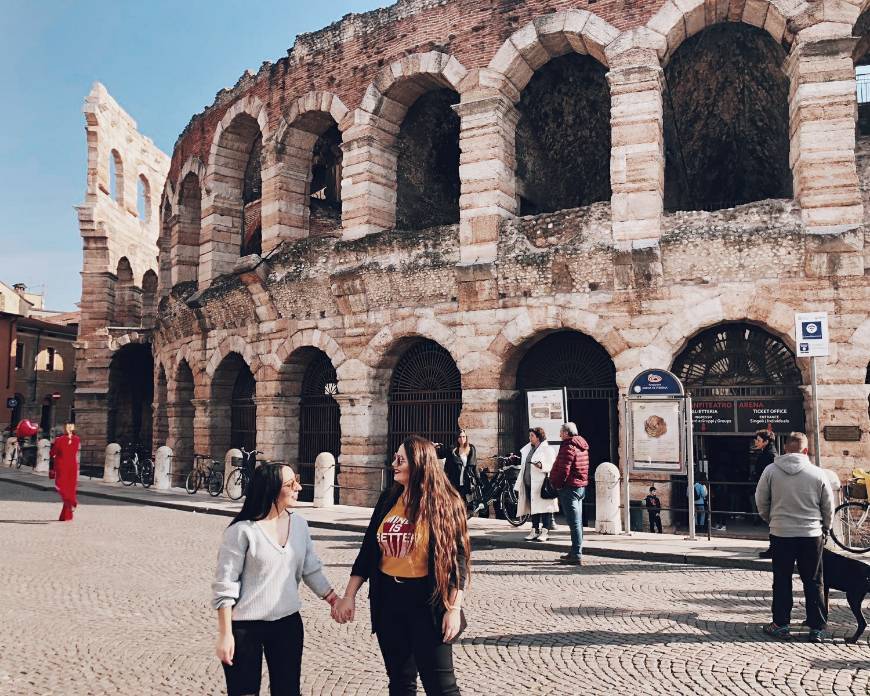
[398,435,470,607]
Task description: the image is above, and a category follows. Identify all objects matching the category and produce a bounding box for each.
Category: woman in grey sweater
[213,462,338,695]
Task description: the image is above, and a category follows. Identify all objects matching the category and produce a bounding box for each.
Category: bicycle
[185,454,223,497]
[465,454,528,527]
[11,439,36,469]
[830,477,870,553]
[119,446,154,488]
[225,447,262,501]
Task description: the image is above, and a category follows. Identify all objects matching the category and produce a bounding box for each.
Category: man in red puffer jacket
[550,422,590,566]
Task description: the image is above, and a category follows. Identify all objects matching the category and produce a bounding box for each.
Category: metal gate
[298,352,341,502]
[388,340,461,459]
[231,368,256,451]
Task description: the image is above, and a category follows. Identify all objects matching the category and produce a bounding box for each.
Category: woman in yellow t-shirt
[333,435,470,695]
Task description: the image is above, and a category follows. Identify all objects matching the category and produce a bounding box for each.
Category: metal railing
[858,72,870,104]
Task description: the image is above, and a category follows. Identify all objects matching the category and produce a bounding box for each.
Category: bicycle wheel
[226,468,245,501]
[500,488,528,527]
[119,460,135,486]
[185,469,201,495]
[14,445,21,469]
[207,467,224,497]
[830,501,870,553]
[140,459,155,489]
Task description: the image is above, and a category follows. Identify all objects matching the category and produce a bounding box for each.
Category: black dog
[823,547,870,642]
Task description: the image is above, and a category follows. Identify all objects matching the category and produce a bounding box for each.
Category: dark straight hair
[229,462,289,526]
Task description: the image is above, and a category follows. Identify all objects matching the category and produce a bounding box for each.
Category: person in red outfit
[50,423,80,522]
[549,422,590,566]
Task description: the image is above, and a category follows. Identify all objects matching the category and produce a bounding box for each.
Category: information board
[525,388,568,441]
[630,400,683,471]
[794,311,829,358]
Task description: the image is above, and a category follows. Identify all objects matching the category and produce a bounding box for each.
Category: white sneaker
[549,523,559,531]
[536,529,549,542]
[525,530,540,541]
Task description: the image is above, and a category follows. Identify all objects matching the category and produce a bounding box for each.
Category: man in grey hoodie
[755,432,834,642]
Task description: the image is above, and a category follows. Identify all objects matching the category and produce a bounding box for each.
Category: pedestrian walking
[752,430,778,558]
[693,475,708,531]
[549,422,589,566]
[50,422,79,522]
[442,430,478,503]
[644,486,663,533]
[213,463,338,696]
[755,432,833,642]
[515,427,559,541]
[332,435,469,695]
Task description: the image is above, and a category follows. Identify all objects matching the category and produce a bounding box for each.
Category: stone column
[191,398,220,459]
[253,396,298,464]
[786,35,863,231]
[261,139,314,254]
[457,387,501,461]
[166,401,194,475]
[454,92,519,265]
[199,194,242,287]
[73,398,109,471]
[334,394,388,506]
[607,51,665,244]
[340,124,398,241]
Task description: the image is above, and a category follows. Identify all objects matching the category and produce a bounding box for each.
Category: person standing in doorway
[752,430,778,559]
[442,430,478,505]
[550,422,589,566]
[50,423,80,522]
[755,432,833,642]
[694,474,708,531]
[515,427,559,541]
[644,486,663,533]
[213,463,338,695]
[332,436,469,695]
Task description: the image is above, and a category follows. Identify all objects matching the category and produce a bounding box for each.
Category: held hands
[442,606,462,643]
[215,632,235,666]
[331,595,356,624]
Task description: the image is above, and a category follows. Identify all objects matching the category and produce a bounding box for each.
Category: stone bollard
[224,448,242,497]
[104,443,121,483]
[313,452,336,508]
[823,469,842,547]
[155,446,174,490]
[3,437,17,467]
[35,439,51,475]
[595,462,622,534]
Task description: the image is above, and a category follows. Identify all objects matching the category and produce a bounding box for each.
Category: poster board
[525,388,568,442]
[630,400,683,471]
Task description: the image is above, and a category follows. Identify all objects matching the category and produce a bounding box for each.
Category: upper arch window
[36,347,63,372]
[663,24,791,212]
[137,174,151,221]
[109,149,124,205]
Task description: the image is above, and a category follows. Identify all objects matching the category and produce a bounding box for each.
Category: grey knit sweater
[755,453,834,538]
[212,513,332,621]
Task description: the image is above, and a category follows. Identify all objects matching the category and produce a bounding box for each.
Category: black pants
[770,535,827,630]
[531,512,553,530]
[375,574,460,696]
[222,612,303,696]
[647,511,662,533]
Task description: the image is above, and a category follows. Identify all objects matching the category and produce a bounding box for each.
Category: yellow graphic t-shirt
[378,497,429,578]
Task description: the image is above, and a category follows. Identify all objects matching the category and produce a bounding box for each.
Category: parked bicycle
[225,447,262,501]
[185,453,223,497]
[465,454,528,526]
[830,476,870,553]
[119,445,154,488]
[11,439,37,469]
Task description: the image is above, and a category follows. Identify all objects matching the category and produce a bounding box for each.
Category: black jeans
[770,535,827,630]
[375,573,461,695]
[531,512,553,530]
[647,511,662,533]
[222,612,303,696]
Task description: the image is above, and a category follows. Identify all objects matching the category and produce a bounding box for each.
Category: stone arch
[106,330,151,353]
[645,0,797,64]
[205,335,261,379]
[360,316,461,373]
[141,270,158,325]
[112,257,141,327]
[173,342,204,379]
[109,148,125,205]
[174,166,203,285]
[487,11,620,94]
[274,328,348,373]
[209,350,258,453]
[206,94,270,186]
[137,173,152,221]
[179,156,207,194]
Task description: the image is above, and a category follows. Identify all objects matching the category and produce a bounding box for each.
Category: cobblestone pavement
[2,483,868,695]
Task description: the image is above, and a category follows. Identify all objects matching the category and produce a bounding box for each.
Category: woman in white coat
[515,427,559,541]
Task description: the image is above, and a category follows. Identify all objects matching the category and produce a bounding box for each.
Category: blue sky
[0,0,385,311]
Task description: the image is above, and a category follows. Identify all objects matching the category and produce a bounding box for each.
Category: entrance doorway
[298,350,341,503]
[107,343,154,450]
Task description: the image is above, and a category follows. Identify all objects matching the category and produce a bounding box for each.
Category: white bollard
[3,437,17,467]
[35,439,51,475]
[104,443,121,483]
[224,448,242,497]
[313,452,336,508]
[155,446,174,490]
[595,461,623,534]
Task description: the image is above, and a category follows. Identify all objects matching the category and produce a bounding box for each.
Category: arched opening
[387,339,462,458]
[171,360,195,476]
[241,131,263,256]
[854,11,870,136]
[296,349,341,502]
[211,352,257,456]
[112,258,140,327]
[672,322,804,534]
[503,330,618,525]
[310,124,343,235]
[395,89,460,229]
[159,199,173,292]
[109,149,124,205]
[516,54,611,215]
[35,347,63,372]
[175,173,201,285]
[154,366,168,448]
[107,343,154,450]
[137,174,151,221]
[141,271,158,326]
[663,24,791,212]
